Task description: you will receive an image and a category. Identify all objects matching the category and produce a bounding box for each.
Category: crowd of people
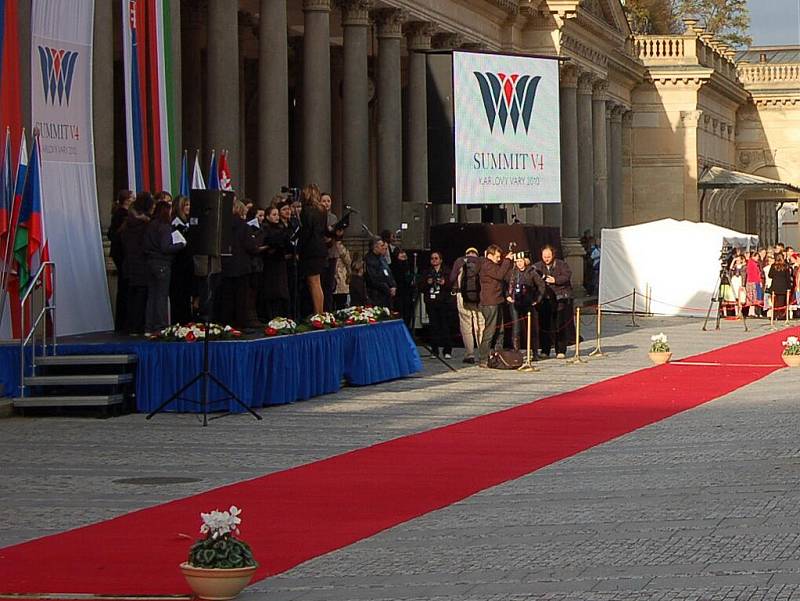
[724,243,800,319]
[107,184,418,336]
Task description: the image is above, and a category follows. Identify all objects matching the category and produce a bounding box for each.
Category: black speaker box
[188,190,233,256]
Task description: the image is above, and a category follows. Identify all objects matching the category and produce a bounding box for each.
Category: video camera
[280,186,301,203]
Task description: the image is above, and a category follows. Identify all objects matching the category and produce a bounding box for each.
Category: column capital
[373,7,405,38]
[559,63,579,88]
[405,21,436,50]
[337,0,371,26]
[592,80,608,101]
[432,31,464,50]
[303,0,331,13]
[622,110,633,127]
[577,72,595,95]
[610,104,624,122]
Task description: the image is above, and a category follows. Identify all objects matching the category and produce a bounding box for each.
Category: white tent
[599,219,758,317]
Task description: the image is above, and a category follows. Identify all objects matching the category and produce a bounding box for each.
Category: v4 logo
[38,46,79,106]
[473,72,541,134]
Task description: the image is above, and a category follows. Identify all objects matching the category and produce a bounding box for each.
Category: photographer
[477,245,515,367]
[534,245,573,359]
[365,238,396,308]
[449,247,484,364]
[419,251,454,358]
[506,252,546,355]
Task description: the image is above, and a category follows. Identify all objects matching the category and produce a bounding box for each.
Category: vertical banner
[452,51,561,205]
[122,0,178,194]
[32,0,113,335]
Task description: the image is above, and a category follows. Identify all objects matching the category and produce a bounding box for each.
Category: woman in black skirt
[297,184,328,316]
[169,195,193,324]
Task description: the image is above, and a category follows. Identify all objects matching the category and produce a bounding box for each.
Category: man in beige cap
[449,247,484,364]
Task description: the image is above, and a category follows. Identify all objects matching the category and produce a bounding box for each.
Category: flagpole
[0,127,16,333]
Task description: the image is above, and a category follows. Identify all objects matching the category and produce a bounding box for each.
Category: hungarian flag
[191,149,205,190]
[219,149,232,191]
[207,149,219,191]
[0,127,12,268]
[13,134,50,297]
[179,149,189,197]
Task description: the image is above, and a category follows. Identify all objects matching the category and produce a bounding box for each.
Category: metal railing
[18,261,56,398]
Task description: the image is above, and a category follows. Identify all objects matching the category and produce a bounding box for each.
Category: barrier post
[567,306,588,364]
[588,303,606,358]
[626,288,639,328]
[518,311,538,372]
[786,292,791,326]
[770,292,776,329]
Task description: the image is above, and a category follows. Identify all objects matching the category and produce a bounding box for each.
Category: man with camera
[449,247,484,364]
[476,245,515,367]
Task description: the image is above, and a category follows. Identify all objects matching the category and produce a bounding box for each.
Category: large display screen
[453,51,561,205]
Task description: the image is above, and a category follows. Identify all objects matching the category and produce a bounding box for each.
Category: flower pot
[782,354,800,368]
[648,351,672,365]
[180,563,258,601]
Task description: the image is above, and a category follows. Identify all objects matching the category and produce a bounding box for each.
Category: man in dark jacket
[477,244,514,366]
[533,245,573,358]
[365,238,396,308]
[120,193,154,334]
[449,247,484,364]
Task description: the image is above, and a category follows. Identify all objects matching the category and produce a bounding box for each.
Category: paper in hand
[171,229,187,245]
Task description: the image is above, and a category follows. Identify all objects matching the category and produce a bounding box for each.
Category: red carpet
[1,327,796,596]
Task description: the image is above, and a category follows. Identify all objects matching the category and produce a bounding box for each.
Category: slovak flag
[179,150,189,197]
[0,128,12,268]
[191,150,205,190]
[13,134,51,297]
[207,149,219,191]
[219,150,232,191]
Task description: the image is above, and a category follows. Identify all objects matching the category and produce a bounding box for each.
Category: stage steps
[12,354,138,416]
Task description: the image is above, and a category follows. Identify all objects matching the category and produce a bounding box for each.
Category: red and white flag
[219,150,232,191]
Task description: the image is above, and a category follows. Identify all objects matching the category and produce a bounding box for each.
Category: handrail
[18,261,56,398]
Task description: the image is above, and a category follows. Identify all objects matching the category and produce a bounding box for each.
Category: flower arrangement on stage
[335,305,394,325]
[649,333,669,353]
[186,505,256,569]
[264,317,297,337]
[782,336,800,355]
[307,312,339,330]
[149,323,242,342]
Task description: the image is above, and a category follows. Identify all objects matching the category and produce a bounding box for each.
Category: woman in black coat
[260,205,291,321]
[120,192,154,335]
[768,253,792,319]
[169,195,194,325]
[297,184,328,315]
[220,199,259,328]
[144,200,186,334]
[419,251,454,357]
[108,190,133,332]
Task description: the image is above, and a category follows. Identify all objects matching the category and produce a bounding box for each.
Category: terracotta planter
[782,354,800,368]
[648,351,672,365]
[180,563,258,601]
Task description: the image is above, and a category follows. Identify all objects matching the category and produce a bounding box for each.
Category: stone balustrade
[633,33,738,81]
[738,63,800,85]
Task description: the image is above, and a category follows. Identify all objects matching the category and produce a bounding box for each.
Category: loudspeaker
[400,201,430,250]
[426,53,454,204]
[188,190,234,256]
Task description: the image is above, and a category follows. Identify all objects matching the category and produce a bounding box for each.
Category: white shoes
[556,353,566,359]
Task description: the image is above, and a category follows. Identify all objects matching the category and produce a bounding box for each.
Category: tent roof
[603,218,757,242]
[698,166,800,194]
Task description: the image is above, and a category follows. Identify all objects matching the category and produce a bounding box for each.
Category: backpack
[460,258,481,304]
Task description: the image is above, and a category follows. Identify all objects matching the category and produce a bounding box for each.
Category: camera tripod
[702,269,748,332]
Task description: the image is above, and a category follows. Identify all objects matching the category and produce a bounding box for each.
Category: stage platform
[0,320,422,413]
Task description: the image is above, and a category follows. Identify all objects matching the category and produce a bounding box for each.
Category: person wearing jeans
[477,245,514,366]
[449,247,484,364]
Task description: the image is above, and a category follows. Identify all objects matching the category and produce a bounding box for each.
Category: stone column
[554,64,578,235]
[339,0,371,233]
[182,2,204,156]
[609,104,623,227]
[405,22,434,209]
[302,0,332,190]
[207,0,240,191]
[259,0,289,200]
[93,0,114,226]
[592,80,608,238]
[577,72,595,238]
[374,8,404,233]
[621,110,633,225]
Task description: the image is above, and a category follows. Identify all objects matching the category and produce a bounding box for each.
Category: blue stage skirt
[0,321,422,413]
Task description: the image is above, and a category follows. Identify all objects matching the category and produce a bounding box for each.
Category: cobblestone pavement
[2,316,800,600]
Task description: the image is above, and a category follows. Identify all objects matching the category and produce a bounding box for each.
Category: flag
[13,134,50,296]
[207,149,219,191]
[0,127,12,267]
[179,149,189,197]
[219,149,232,191]
[191,150,205,190]
[122,0,179,193]
[0,0,22,157]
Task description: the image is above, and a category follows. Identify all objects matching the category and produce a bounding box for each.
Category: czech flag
[13,134,50,297]
[207,149,219,191]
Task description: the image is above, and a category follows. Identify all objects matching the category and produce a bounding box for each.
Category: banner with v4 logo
[453,51,561,205]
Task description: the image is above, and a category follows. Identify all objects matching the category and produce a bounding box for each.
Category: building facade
[13,0,800,279]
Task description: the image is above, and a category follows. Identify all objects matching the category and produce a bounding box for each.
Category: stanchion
[785,292,791,326]
[518,311,538,372]
[588,304,605,358]
[567,306,588,365]
[626,288,639,328]
[769,292,777,330]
